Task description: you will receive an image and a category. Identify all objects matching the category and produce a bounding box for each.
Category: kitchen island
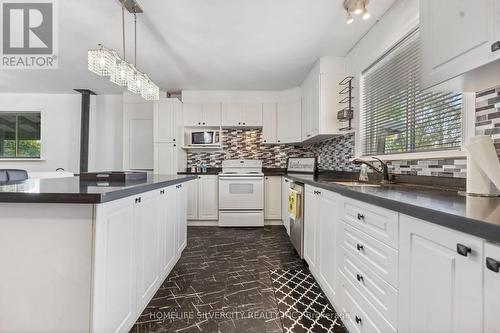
[0,175,196,333]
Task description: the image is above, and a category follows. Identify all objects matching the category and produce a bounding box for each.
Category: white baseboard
[188,220,284,227]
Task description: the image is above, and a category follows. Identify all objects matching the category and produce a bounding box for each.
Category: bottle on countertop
[190,165,196,173]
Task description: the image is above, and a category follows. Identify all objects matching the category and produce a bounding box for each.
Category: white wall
[0,93,124,174]
[0,94,81,173]
[344,0,419,157]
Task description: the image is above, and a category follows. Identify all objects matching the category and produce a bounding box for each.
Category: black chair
[0,169,29,182]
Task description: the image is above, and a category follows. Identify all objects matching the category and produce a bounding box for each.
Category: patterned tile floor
[130,226,346,333]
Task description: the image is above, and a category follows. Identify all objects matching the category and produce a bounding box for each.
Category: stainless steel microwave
[189,130,220,146]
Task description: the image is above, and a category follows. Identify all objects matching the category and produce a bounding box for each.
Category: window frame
[355,24,474,161]
[0,110,43,161]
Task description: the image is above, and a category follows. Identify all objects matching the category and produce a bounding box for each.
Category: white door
[183,103,204,126]
[222,103,243,127]
[154,143,176,175]
[154,99,175,142]
[93,198,137,333]
[176,183,188,253]
[281,177,291,234]
[203,103,221,126]
[264,176,282,220]
[304,185,319,273]
[198,175,219,220]
[129,119,154,170]
[159,186,177,278]
[136,191,161,310]
[219,176,264,210]
[485,242,500,333]
[277,96,301,143]
[399,214,483,333]
[242,103,263,127]
[420,0,498,89]
[318,191,339,303]
[187,178,199,220]
[262,103,277,144]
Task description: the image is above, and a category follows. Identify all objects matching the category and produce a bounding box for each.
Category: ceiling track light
[87,0,159,101]
[343,0,370,24]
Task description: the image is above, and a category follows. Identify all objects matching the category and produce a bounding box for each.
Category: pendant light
[87,0,159,101]
[343,0,370,24]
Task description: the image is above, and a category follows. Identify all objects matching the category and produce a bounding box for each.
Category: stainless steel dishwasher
[289,180,305,258]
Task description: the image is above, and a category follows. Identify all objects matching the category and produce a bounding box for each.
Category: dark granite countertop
[286,173,500,244]
[177,168,287,176]
[0,174,197,204]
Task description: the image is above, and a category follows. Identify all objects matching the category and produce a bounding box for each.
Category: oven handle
[219,176,264,181]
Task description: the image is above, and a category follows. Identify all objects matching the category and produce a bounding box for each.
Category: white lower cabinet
[281,177,291,234]
[186,176,218,221]
[264,176,282,220]
[304,185,320,273]
[92,183,188,333]
[484,242,500,333]
[398,214,483,333]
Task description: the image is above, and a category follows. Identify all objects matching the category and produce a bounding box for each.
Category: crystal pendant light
[110,57,133,86]
[88,44,115,76]
[128,68,146,94]
[141,77,160,101]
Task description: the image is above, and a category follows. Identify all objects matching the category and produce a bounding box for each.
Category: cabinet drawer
[339,246,398,327]
[339,221,398,288]
[341,197,398,249]
[339,272,396,333]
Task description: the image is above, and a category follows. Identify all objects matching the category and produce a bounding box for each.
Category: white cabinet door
[198,175,219,220]
[203,103,221,126]
[242,103,263,127]
[420,0,499,90]
[93,197,137,333]
[264,176,282,220]
[187,178,199,220]
[154,99,175,142]
[183,103,204,126]
[262,103,277,144]
[159,186,177,279]
[485,242,500,333]
[176,183,188,254]
[277,96,301,143]
[304,185,320,273]
[317,191,339,304]
[399,214,483,333]
[281,177,291,234]
[301,76,320,140]
[129,119,154,170]
[154,143,177,175]
[135,191,161,311]
[222,103,243,127]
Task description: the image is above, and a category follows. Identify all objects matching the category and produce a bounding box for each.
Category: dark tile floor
[130,226,346,333]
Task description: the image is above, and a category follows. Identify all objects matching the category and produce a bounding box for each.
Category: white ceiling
[0,0,397,94]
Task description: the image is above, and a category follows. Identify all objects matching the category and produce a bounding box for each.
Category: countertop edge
[285,174,500,244]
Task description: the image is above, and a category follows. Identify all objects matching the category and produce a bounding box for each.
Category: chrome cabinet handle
[356,274,364,282]
[491,41,500,52]
[357,213,365,221]
[355,316,362,324]
[357,244,364,251]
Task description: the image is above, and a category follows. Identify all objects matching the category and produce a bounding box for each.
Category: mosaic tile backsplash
[187,84,500,179]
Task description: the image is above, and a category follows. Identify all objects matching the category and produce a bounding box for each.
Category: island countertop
[0,174,197,204]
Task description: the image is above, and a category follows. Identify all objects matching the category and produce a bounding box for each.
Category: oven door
[219,176,264,210]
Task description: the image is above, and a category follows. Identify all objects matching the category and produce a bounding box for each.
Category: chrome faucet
[352,157,392,183]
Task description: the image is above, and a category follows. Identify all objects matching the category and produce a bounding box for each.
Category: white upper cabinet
[221,103,263,127]
[277,89,302,144]
[420,0,500,91]
[399,214,483,333]
[154,98,183,143]
[262,103,277,144]
[300,57,345,143]
[123,102,154,171]
[184,103,221,127]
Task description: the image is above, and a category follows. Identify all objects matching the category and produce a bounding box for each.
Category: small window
[361,29,463,156]
[0,112,41,158]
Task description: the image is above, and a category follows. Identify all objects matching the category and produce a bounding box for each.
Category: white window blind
[361,29,462,156]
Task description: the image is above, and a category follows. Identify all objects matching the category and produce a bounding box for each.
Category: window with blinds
[360,29,463,156]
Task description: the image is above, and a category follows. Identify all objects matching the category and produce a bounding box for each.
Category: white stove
[218,160,264,227]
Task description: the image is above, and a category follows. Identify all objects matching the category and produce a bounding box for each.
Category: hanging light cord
[121,3,126,60]
[134,11,137,68]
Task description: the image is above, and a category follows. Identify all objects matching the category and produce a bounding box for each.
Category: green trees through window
[0,113,41,158]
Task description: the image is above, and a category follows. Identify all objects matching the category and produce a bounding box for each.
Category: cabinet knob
[265,177,268,180]
[198,122,201,125]
[160,189,165,194]
[457,243,472,257]
[486,257,500,273]
[238,122,241,125]
[173,139,176,142]
[307,134,311,137]
[173,144,176,147]
[357,213,365,221]
[277,140,281,143]
[356,274,364,282]
[264,140,267,143]
[491,41,500,52]
[355,316,362,325]
[203,122,206,125]
[243,122,246,125]
[356,243,364,251]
